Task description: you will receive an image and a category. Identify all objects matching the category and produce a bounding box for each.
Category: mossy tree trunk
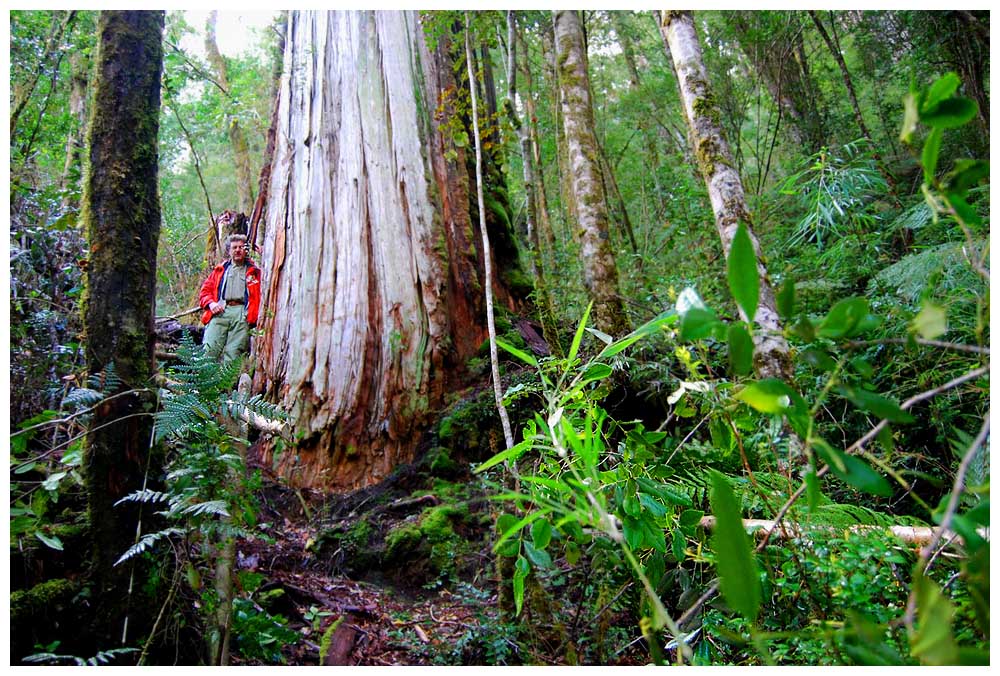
[205,10,256,215]
[553,9,630,337]
[59,49,90,209]
[255,11,526,491]
[81,9,164,646]
[659,10,792,380]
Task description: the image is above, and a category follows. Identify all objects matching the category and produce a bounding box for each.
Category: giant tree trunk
[81,9,164,645]
[659,11,791,380]
[553,9,630,336]
[256,11,523,491]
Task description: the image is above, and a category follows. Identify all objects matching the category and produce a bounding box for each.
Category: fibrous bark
[659,10,791,380]
[81,8,164,644]
[256,11,523,490]
[553,9,630,336]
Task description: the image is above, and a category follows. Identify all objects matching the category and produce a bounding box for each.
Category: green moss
[318,615,345,664]
[383,505,469,580]
[426,446,460,477]
[11,578,77,622]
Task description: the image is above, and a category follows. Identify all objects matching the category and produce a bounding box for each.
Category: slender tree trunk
[468,13,514,451]
[255,11,525,491]
[514,26,557,252]
[808,10,899,200]
[553,9,630,336]
[81,9,164,646]
[659,10,791,380]
[542,20,576,239]
[59,50,89,209]
[205,11,255,214]
[10,10,76,137]
[611,11,664,198]
[507,12,561,356]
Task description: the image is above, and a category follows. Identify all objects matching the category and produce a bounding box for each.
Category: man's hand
[210,300,225,315]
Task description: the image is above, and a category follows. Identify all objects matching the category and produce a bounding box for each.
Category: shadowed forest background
[9,9,989,666]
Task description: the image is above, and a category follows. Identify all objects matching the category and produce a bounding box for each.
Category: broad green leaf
[622,515,644,550]
[636,476,692,507]
[921,97,978,129]
[777,277,795,319]
[789,316,816,342]
[801,348,837,373]
[812,436,847,473]
[912,301,947,340]
[642,516,667,553]
[876,425,895,454]
[473,436,532,473]
[623,494,641,518]
[680,307,721,341]
[922,127,943,183]
[671,527,686,562]
[678,509,704,529]
[727,323,754,377]
[849,356,875,380]
[921,72,961,111]
[495,514,521,557]
[597,333,643,359]
[638,492,668,518]
[735,379,792,414]
[818,297,869,339]
[961,546,989,636]
[843,611,906,666]
[565,540,581,565]
[530,518,552,550]
[522,540,552,568]
[943,159,989,192]
[495,338,537,367]
[709,470,761,622]
[14,462,38,475]
[806,467,821,513]
[577,362,613,387]
[598,311,677,358]
[493,510,548,553]
[910,573,959,665]
[567,301,593,365]
[35,531,64,551]
[816,441,893,497]
[513,555,530,615]
[838,386,915,423]
[945,192,982,227]
[727,222,759,322]
[41,471,67,492]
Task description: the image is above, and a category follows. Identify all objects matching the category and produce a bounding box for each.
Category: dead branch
[697,516,989,546]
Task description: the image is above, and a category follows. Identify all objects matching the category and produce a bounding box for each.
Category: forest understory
[10,8,989,667]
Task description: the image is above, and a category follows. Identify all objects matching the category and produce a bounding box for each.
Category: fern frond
[114,527,185,566]
[61,387,104,411]
[179,500,230,518]
[114,489,171,506]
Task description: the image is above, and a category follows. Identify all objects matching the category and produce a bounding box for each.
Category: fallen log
[697,515,989,546]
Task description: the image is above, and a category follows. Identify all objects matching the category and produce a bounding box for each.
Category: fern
[23,647,138,666]
[61,386,104,411]
[114,527,185,566]
[114,489,171,506]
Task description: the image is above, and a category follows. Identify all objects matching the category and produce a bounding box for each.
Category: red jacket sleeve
[246,265,262,327]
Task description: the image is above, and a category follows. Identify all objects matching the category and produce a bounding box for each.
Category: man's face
[230,241,247,263]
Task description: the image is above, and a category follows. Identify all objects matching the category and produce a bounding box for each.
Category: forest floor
[237,436,647,667]
[235,445,518,666]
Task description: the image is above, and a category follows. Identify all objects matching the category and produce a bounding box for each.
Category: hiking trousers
[203,304,250,363]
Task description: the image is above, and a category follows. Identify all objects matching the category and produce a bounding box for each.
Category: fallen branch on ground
[697,516,988,546]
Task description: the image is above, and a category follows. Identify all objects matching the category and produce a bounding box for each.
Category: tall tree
[728,11,826,153]
[659,10,791,380]
[81,9,164,644]
[255,11,526,491]
[553,9,630,336]
[205,10,256,215]
[59,48,90,208]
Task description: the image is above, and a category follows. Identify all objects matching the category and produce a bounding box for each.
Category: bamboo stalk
[697,515,988,546]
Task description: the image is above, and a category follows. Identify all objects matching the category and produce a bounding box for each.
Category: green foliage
[230,598,299,664]
[779,140,888,248]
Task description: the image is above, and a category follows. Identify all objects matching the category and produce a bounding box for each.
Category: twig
[846,337,989,356]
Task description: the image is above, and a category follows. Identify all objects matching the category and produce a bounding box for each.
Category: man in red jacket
[199,233,261,363]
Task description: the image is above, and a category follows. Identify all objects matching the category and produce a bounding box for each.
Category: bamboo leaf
[837,386,915,423]
[496,338,537,367]
[727,222,759,321]
[473,436,532,473]
[708,470,761,622]
[567,301,593,365]
[922,127,943,183]
[727,323,754,377]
